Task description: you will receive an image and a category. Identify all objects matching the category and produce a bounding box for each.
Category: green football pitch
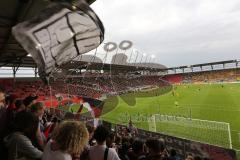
[100,83,240,151]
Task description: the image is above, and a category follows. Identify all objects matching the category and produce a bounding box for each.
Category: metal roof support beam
[12,66,19,88]
[182,68,184,73]
[34,67,38,78]
[0,1,27,56]
[191,67,193,72]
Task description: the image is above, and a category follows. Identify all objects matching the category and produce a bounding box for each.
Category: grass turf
[101,83,240,151]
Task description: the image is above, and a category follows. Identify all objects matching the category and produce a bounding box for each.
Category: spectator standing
[0,86,5,108]
[15,99,26,112]
[146,138,168,160]
[4,111,43,160]
[168,149,181,160]
[23,94,38,110]
[42,120,88,160]
[127,119,138,136]
[31,102,46,149]
[129,139,146,160]
[0,86,8,159]
[89,125,120,160]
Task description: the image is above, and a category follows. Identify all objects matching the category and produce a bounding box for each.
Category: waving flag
[12,1,104,84]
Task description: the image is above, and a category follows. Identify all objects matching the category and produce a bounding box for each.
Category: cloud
[91,0,240,67]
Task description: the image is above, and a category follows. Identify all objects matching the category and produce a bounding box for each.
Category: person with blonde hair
[42,120,89,160]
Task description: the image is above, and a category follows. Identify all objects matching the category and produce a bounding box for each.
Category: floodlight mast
[128,49,134,64]
[144,54,149,64]
[151,55,156,64]
[149,54,155,64]
[133,50,139,66]
[139,53,144,65]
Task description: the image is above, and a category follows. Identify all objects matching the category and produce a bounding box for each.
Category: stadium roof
[166,60,239,71]
[0,1,238,73]
[0,0,165,73]
[0,0,96,68]
[60,61,166,72]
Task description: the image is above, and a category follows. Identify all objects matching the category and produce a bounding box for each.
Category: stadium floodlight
[150,55,155,63]
[147,55,155,64]
[144,54,149,64]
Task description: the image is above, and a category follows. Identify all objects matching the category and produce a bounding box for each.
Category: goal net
[148,114,232,149]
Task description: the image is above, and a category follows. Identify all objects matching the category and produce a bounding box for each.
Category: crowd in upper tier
[163,69,240,84]
[0,75,168,101]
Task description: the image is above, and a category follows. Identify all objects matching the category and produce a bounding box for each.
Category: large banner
[12,1,104,83]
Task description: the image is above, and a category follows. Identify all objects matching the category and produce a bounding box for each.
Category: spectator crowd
[0,75,169,101]
[163,69,240,84]
[0,85,212,160]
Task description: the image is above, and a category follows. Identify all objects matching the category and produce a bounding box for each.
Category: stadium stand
[164,68,240,84]
[0,75,168,101]
[162,74,183,84]
[1,0,239,159]
[0,67,239,160]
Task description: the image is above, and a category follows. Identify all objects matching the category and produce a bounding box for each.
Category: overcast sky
[91,0,240,67]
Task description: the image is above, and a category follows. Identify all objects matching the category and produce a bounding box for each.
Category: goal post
[148,114,232,149]
[148,115,156,132]
[227,123,232,149]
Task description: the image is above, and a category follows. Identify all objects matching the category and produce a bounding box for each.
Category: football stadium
[0,0,240,160]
